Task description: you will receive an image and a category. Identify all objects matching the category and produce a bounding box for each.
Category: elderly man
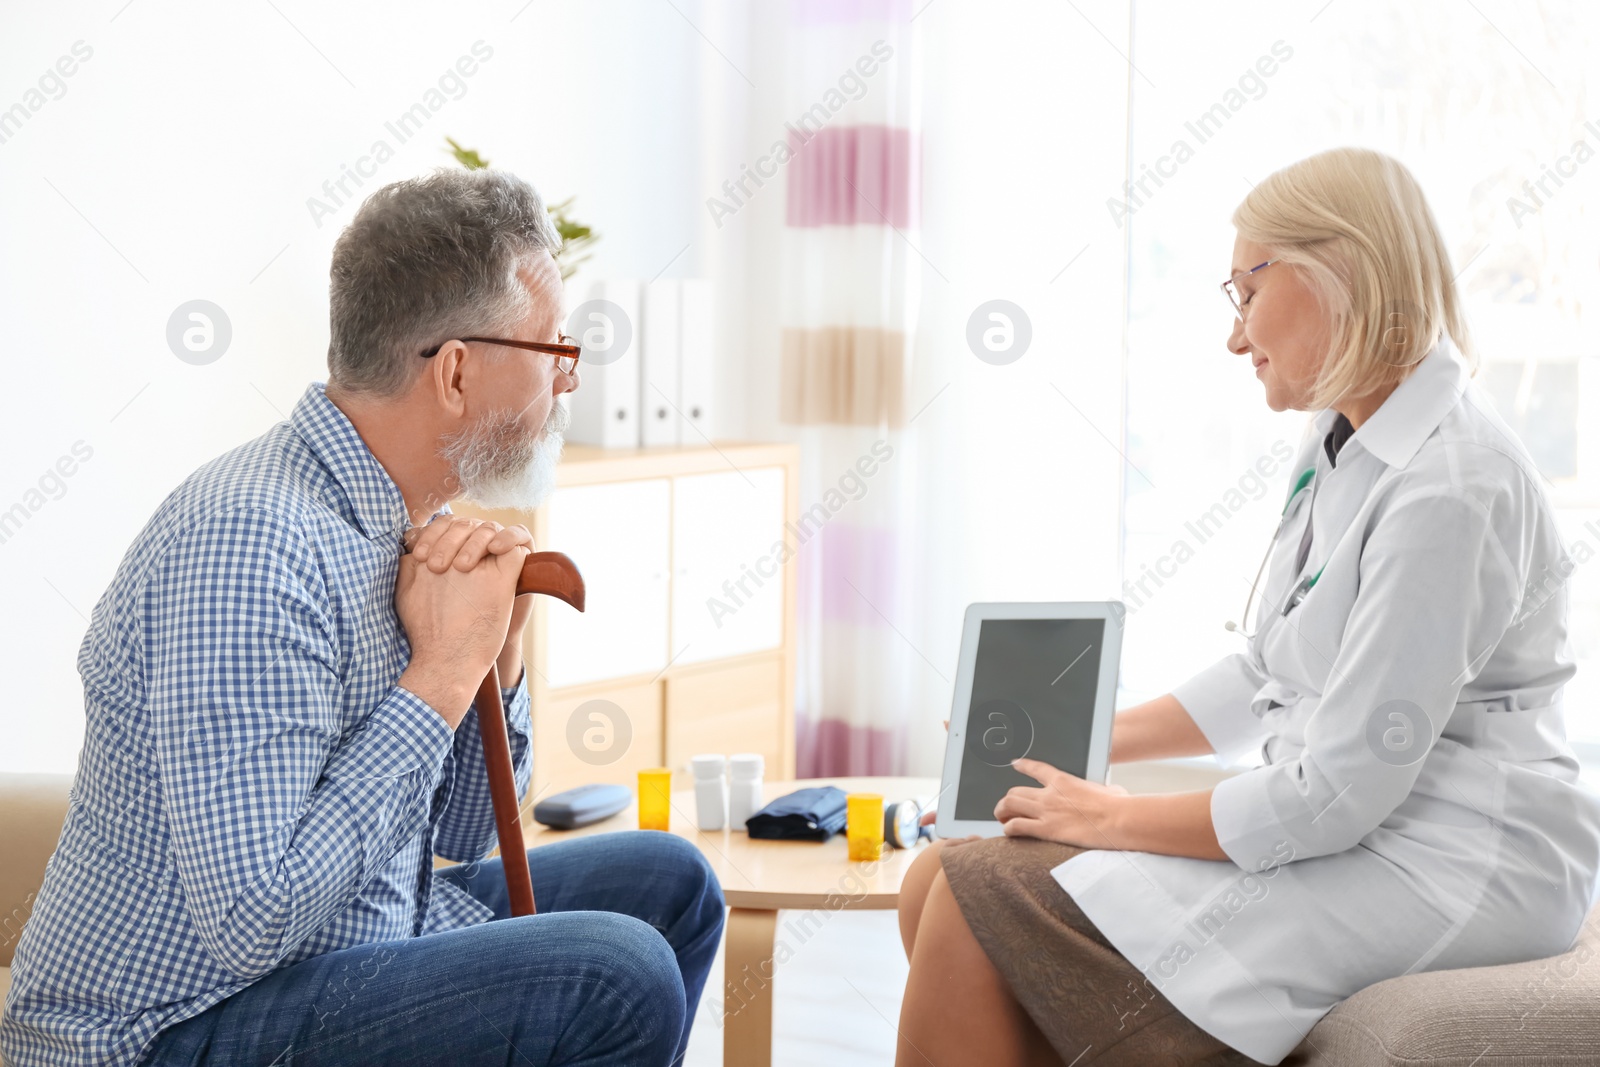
[0,170,723,1067]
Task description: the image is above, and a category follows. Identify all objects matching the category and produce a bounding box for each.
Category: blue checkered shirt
[0,384,532,1067]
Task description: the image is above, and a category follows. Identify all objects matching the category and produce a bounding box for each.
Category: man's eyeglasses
[1221,259,1279,316]
[420,335,582,375]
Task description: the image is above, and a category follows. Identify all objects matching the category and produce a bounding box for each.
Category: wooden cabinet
[536,681,664,788]
[456,441,799,796]
[542,480,671,689]
[664,656,786,778]
[670,469,787,666]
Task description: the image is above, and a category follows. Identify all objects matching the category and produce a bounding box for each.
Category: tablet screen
[953,617,1106,820]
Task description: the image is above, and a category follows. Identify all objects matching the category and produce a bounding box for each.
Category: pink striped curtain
[779,0,924,776]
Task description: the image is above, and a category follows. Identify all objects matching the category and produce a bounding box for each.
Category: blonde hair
[1232,147,1476,410]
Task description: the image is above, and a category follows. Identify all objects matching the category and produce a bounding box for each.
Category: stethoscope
[1225,467,1326,640]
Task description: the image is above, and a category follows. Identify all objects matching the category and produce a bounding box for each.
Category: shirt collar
[290,382,411,543]
[1342,337,1468,471]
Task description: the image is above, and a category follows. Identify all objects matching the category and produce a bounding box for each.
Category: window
[1120,1,1600,744]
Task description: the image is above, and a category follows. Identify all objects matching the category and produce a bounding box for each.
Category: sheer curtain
[777,0,924,776]
[699,0,1597,778]
[706,0,1134,777]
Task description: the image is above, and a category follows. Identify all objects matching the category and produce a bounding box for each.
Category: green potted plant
[446,136,598,281]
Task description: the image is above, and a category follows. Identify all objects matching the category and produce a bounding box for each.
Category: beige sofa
[3,771,1597,1062]
[1,774,73,1014]
[1110,762,1600,1064]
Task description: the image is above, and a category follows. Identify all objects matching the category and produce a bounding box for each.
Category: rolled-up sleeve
[1210,486,1522,871]
[1172,652,1272,765]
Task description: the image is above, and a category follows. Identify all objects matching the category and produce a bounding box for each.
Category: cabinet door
[543,480,671,689]
[670,468,786,666]
[664,656,784,781]
[536,681,663,791]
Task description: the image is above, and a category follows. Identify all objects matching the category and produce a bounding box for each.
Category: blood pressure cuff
[745,785,848,841]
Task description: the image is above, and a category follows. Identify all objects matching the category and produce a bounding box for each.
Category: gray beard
[439,399,568,511]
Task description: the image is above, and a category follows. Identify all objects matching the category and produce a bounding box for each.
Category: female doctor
[896,147,1600,1066]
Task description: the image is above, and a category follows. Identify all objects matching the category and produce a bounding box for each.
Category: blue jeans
[144,832,724,1067]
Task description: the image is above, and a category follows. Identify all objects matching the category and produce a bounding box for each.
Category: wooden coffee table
[524,776,940,1066]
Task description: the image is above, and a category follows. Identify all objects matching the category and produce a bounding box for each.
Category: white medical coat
[1054,339,1600,1063]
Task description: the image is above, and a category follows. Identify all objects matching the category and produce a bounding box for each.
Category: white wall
[0,0,708,774]
[1,0,1134,779]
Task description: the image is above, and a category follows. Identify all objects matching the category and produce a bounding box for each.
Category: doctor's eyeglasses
[1221,259,1279,316]
[420,334,582,375]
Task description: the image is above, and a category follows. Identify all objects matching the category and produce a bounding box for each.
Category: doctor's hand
[919,719,951,827]
[995,758,1130,848]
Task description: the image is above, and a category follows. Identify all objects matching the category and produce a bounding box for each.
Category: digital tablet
[935,602,1123,839]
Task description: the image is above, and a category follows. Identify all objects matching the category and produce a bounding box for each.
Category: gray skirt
[940,836,1257,1067]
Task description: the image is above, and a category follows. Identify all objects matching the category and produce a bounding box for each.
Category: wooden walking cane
[406,540,587,918]
[484,550,585,916]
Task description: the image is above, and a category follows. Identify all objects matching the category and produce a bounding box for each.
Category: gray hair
[326,168,561,397]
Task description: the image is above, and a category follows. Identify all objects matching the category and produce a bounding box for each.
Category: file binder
[678,279,715,444]
[565,279,640,448]
[640,280,681,447]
